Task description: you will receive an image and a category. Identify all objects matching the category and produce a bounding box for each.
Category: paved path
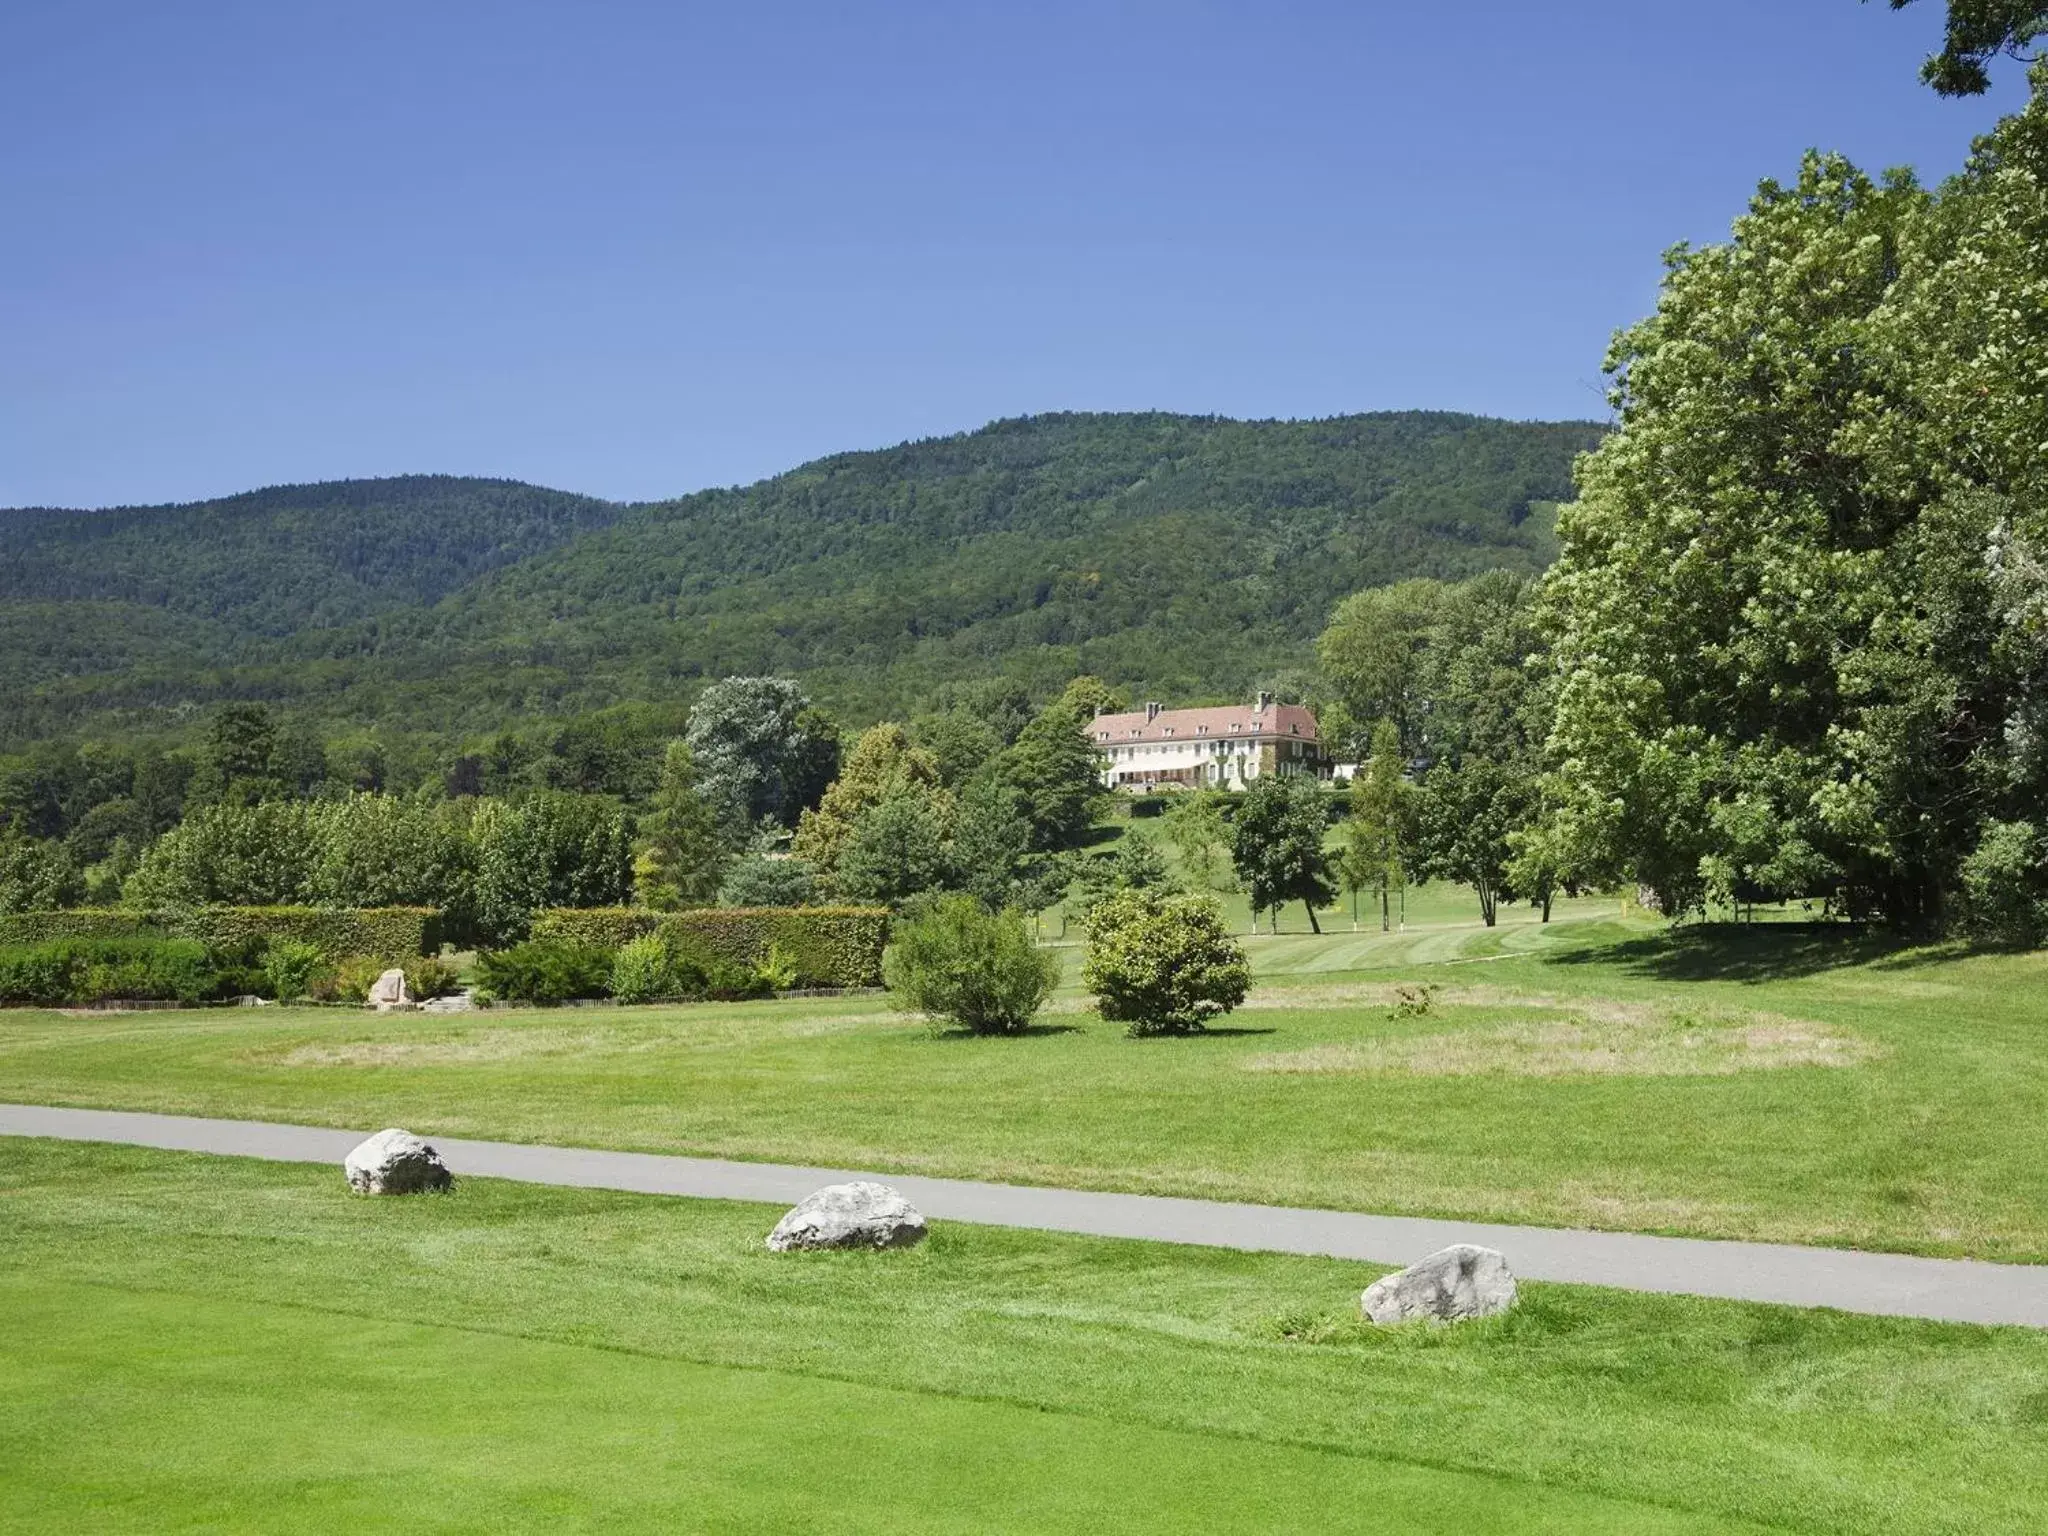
[8,1102,2048,1328]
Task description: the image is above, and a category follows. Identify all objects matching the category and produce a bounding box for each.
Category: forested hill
[0,411,1602,745]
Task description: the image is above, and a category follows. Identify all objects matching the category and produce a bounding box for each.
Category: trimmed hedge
[0,938,227,1006]
[0,907,442,962]
[531,906,889,988]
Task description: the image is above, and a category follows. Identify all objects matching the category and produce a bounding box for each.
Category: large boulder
[1361,1244,1517,1324]
[367,968,412,1012]
[766,1181,927,1252]
[344,1128,454,1195]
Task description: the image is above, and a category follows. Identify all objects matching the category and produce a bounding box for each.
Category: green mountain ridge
[0,411,1603,746]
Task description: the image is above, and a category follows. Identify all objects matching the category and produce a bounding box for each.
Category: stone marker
[366,968,412,1012]
[766,1181,927,1251]
[420,990,475,1014]
[344,1128,454,1195]
[1361,1244,1517,1324]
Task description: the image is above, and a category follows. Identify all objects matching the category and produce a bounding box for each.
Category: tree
[994,684,1109,853]
[1533,96,2048,929]
[950,778,1034,911]
[836,793,954,907]
[126,800,316,907]
[639,741,728,909]
[1882,1,2047,95]
[467,792,634,945]
[0,832,82,913]
[1340,720,1407,930]
[911,710,1003,788]
[1081,889,1251,1036]
[1162,791,1231,892]
[1412,758,1531,927]
[1230,775,1335,933]
[791,724,943,881]
[1315,579,1450,758]
[882,895,1060,1036]
[718,852,819,908]
[684,677,841,846]
[188,703,287,808]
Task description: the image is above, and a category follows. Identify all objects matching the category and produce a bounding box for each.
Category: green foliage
[530,905,889,988]
[1230,776,1336,933]
[1081,888,1250,1036]
[718,853,819,908]
[0,832,82,913]
[608,933,707,1004]
[259,939,326,1003]
[1161,791,1232,894]
[1340,721,1407,930]
[994,682,1110,853]
[684,677,841,843]
[836,793,953,907]
[0,937,221,1005]
[882,895,1059,1036]
[466,792,635,946]
[403,955,461,1000]
[1536,85,2048,932]
[792,724,944,880]
[1884,0,2048,95]
[1955,820,2048,945]
[950,778,1034,911]
[637,741,728,910]
[0,906,437,962]
[473,940,615,1004]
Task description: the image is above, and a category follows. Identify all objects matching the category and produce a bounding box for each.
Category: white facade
[1093,695,1331,791]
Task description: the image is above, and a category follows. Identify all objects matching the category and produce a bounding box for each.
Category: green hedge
[0,938,228,1006]
[531,906,889,988]
[0,907,441,962]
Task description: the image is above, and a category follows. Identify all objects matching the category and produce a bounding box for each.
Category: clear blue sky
[0,1,2030,508]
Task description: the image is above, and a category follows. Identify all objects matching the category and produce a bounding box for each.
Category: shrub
[0,938,222,1006]
[1955,820,2048,948]
[404,955,462,1000]
[531,906,888,988]
[610,934,708,1004]
[323,955,389,1004]
[260,939,327,1002]
[473,939,614,1004]
[704,960,773,1002]
[883,895,1059,1036]
[718,854,819,908]
[1082,889,1251,1037]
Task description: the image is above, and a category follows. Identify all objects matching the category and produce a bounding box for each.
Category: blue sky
[0,1,2030,508]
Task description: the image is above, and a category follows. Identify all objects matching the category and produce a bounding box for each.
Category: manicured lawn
[3,915,2047,1259]
[5,1139,2044,1533]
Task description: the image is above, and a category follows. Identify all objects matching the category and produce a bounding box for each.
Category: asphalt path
[7,1101,2047,1328]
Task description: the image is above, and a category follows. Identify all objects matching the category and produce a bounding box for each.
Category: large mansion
[1093,694,1333,791]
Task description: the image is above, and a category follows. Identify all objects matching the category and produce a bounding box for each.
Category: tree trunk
[1380,886,1390,932]
[1540,890,1553,923]
[1304,899,1320,934]
[1478,879,1497,927]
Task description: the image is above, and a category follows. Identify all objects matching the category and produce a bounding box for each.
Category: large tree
[1540,75,2048,927]
[683,677,840,846]
[1230,775,1335,933]
[1882,1,2047,95]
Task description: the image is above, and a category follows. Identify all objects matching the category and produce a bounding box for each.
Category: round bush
[1081,889,1250,1036]
[883,895,1059,1036]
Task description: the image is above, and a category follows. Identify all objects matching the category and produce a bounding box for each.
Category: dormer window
[1290,724,1299,735]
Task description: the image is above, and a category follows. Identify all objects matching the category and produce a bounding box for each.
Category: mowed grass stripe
[0,1280,1747,1536]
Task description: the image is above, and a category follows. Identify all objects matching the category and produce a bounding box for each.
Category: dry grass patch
[1243,1000,1879,1078]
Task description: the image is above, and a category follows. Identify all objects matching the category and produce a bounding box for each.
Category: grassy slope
[3,916,2045,1259]
[6,1140,2045,1534]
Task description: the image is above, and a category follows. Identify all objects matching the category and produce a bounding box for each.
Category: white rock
[367,968,412,1012]
[766,1181,927,1251]
[1361,1244,1517,1325]
[420,989,475,1014]
[344,1128,454,1195]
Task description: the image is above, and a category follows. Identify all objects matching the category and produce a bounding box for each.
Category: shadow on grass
[1544,922,1940,984]
[928,1023,1087,1041]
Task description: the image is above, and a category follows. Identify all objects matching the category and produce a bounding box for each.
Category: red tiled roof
[1091,702,1319,745]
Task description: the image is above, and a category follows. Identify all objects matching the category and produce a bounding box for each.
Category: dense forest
[0,412,1599,748]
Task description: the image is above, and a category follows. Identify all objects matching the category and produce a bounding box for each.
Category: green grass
[5,1139,2045,1533]
[5,915,2046,1260]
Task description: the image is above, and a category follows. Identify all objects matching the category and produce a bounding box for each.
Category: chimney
[1095,703,1110,717]
[1256,691,1273,713]
[1145,701,1161,722]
